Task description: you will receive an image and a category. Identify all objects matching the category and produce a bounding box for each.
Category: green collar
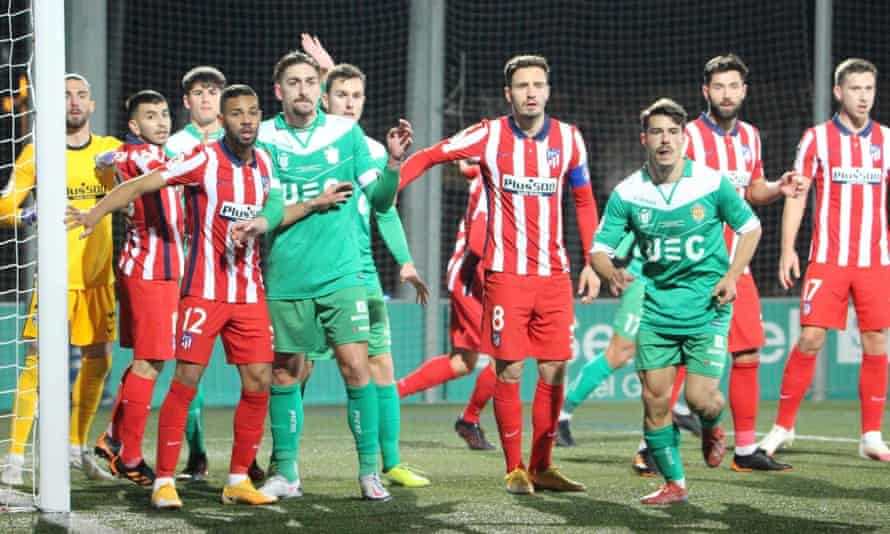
[274,110,326,132]
[642,158,692,205]
[184,122,223,141]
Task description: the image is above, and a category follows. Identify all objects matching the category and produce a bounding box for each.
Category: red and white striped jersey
[446,175,487,292]
[115,135,185,281]
[401,115,598,276]
[795,116,890,267]
[685,113,764,266]
[159,140,280,303]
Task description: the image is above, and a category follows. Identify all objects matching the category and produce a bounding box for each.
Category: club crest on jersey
[741,145,752,163]
[638,208,652,226]
[325,145,339,164]
[872,144,882,161]
[219,201,260,221]
[492,332,501,348]
[690,204,706,222]
[180,332,193,350]
[261,175,270,193]
[278,152,290,168]
[547,148,561,169]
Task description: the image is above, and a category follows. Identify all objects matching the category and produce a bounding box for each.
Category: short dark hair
[834,58,878,86]
[220,84,258,112]
[273,51,320,83]
[640,98,687,131]
[326,63,366,94]
[504,55,549,86]
[703,54,749,84]
[181,66,226,92]
[125,90,167,119]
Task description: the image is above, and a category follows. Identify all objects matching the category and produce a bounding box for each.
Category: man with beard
[685,54,807,471]
[1,74,121,485]
[66,84,285,509]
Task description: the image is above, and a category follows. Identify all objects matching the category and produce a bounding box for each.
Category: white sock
[153,477,175,492]
[558,410,573,422]
[637,438,646,452]
[862,431,885,447]
[69,444,83,456]
[673,478,686,489]
[735,444,758,456]
[227,473,248,486]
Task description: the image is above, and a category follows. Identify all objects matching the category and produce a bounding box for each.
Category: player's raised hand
[386,119,414,164]
[314,181,354,212]
[400,262,430,305]
[230,217,270,248]
[300,33,335,74]
[64,205,97,239]
[779,170,811,199]
[577,264,602,304]
[605,267,635,297]
[779,248,800,290]
[712,275,738,305]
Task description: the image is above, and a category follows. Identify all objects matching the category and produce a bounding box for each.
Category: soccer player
[684,54,807,471]
[396,163,498,451]
[0,74,120,485]
[761,58,890,462]
[165,66,226,157]
[91,90,181,486]
[399,55,600,495]
[592,98,762,505]
[254,51,410,501]
[67,84,284,509]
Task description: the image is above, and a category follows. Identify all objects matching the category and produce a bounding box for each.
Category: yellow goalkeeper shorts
[23,283,117,346]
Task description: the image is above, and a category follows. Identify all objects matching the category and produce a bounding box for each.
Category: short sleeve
[160,145,208,187]
[591,191,630,256]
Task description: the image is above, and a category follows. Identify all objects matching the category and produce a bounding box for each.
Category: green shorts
[306,289,390,360]
[269,285,370,354]
[612,277,646,341]
[636,329,728,378]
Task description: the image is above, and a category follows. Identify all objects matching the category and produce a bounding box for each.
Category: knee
[798,328,826,354]
[369,356,394,385]
[860,331,887,355]
[607,340,636,368]
[495,361,523,383]
[686,386,724,416]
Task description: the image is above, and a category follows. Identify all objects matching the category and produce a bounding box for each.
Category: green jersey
[164,123,223,157]
[593,158,759,335]
[356,136,412,293]
[258,111,381,299]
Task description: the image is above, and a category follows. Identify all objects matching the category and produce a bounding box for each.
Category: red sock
[529,380,564,473]
[493,379,523,473]
[230,389,270,475]
[669,366,687,407]
[156,380,196,478]
[462,364,496,424]
[396,354,457,398]
[860,353,888,434]
[107,365,132,440]
[775,345,817,430]
[118,372,156,466]
[730,360,760,448]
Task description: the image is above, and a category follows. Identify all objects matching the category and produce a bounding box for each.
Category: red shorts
[119,277,179,360]
[449,267,484,352]
[174,295,274,367]
[728,273,765,354]
[799,263,890,330]
[480,271,574,361]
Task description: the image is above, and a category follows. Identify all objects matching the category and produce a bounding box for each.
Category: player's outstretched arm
[713,223,762,304]
[399,122,488,192]
[779,192,807,290]
[366,119,413,212]
[747,170,810,206]
[279,181,354,228]
[64,170,166,239]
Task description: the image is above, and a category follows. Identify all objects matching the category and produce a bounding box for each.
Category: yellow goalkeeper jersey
[0,135,122,289]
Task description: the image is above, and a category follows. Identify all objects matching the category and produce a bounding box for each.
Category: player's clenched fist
[386,119,413,165]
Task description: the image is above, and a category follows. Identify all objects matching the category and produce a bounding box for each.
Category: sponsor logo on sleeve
[724,170,751,188]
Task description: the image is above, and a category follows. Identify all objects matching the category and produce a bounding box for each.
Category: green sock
[269,383,303,482]
[564,351,614,413]
[185,381,206,455]
[376,384,401,472]
[644,423,684,482]
[700,408,725,430]
[347,382,380,476]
